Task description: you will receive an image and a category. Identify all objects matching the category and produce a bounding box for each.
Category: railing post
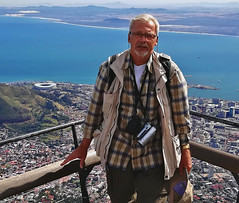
[79,165,97,203]
[71,124,79,148]
[71,124,91,203]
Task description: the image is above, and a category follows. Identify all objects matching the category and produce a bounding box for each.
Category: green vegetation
[0,83,69,134]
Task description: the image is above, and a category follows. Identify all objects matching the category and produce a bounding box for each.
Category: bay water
[1,15,239,101]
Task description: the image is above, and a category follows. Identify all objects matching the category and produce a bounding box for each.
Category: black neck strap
[130,66,150,121]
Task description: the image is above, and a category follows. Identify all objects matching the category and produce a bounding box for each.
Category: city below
[0,81,238,202]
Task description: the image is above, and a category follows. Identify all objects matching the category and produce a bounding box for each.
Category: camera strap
[131,66,150,122]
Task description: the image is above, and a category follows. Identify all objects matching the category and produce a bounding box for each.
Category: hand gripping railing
[0,120,99,202]
[0,150,100,201]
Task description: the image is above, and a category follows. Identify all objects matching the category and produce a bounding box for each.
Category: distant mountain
[97,2,132,8]
[0,5,238,35]
[193,2,239,8]
[0,84,69,133]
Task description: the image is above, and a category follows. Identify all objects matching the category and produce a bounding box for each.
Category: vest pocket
[102,79,120,119]
[102,92,118,119]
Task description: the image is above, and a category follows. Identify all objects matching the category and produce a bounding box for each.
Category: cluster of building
[189,97,239,155]
[0,82,238,202]
[188,97,239,202]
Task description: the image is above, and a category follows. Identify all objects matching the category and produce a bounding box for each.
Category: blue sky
[1,0,239,7]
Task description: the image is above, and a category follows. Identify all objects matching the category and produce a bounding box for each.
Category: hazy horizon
[1,0,239,7]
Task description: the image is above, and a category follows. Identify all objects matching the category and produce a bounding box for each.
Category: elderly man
[62,14,192,203]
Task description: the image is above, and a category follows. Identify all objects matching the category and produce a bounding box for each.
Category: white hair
[129,14,160,36]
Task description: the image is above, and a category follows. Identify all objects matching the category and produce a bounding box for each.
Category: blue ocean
[1,16,239,101]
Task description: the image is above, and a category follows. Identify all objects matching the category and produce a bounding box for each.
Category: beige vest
[93,50,181,180]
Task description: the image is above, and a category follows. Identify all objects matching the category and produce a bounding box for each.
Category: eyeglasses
[129,32,157,40]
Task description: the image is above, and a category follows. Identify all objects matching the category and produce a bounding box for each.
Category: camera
[125,115,145,136]
[125,115,157,145]
[137,123,156,146]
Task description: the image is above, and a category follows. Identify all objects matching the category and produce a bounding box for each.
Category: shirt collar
[146,54,153,73]
[123,50,153,73]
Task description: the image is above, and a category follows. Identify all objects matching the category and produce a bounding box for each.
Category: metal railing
[0,120,84,147]
[0,111,239,202]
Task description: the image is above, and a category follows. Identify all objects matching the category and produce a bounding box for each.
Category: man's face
[128,20,158,62]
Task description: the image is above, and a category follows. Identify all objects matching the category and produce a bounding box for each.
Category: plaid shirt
[83,51,190,170]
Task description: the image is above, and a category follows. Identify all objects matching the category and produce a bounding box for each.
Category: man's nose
[139,34,148,41]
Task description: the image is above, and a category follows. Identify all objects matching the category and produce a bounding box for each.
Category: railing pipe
[190,141,239,174]
[190,110,239,128]
[0,150,101,200]
[0,120,84,146]
[1,142,238,200]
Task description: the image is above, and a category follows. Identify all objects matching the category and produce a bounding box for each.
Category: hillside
[0,83,69,133]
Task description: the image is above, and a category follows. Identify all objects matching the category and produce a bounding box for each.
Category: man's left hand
[179,148,192,175]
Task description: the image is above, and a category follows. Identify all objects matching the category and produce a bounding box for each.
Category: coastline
[1,14,239,101]
[2,14,238,37]
[2,14,129,31]
[1,81,238,102]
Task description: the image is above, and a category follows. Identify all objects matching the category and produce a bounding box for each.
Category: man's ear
[155,36,158,46]
[128,33,131,43]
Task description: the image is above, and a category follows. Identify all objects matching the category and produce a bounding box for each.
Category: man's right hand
[60,138,91,169]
